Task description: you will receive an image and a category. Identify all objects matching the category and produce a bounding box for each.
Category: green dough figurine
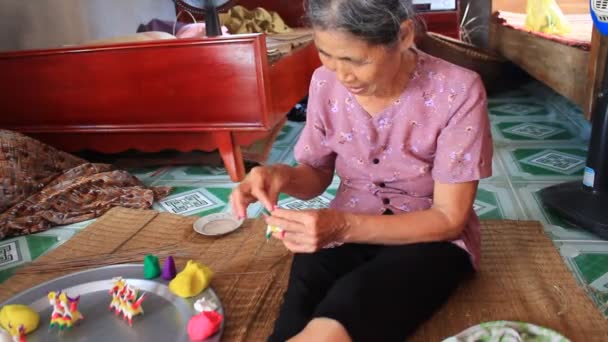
[143,254,161,279]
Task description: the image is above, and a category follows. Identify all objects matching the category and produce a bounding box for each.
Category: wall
[492,0,589,14]
[0,0,177,52]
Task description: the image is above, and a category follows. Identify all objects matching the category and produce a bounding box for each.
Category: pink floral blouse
[294,50,493,269]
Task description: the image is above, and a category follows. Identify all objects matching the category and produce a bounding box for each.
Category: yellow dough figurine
[265,225,284,240]
[169,260,213,298]
[0,304,40,336]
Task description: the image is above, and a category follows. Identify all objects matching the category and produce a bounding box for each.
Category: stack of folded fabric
[219,5,314,62]
[265,29,314,62]
[219,5,292,34]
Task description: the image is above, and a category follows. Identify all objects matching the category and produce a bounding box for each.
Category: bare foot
[287,318,352,342]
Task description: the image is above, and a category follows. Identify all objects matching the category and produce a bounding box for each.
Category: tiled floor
[1,81,607,315]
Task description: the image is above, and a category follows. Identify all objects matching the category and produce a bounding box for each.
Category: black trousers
[268,239,473,342]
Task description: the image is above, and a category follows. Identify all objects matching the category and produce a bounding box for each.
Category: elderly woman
[230,0,493,341]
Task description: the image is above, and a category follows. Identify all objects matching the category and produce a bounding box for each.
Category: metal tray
[1,264,224,342]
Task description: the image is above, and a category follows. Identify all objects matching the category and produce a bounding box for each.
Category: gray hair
[305,0,417,46]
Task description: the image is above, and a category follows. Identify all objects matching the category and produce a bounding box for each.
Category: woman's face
[313,23,414,97]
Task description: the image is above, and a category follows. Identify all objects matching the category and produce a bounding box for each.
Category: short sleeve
[293,72,337,172]
[432,75,493,183]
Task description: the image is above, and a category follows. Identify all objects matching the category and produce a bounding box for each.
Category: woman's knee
[288,246,363,286]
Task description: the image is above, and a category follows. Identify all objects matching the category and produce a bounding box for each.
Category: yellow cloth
[220,5,292,34]
[525,0,571,35]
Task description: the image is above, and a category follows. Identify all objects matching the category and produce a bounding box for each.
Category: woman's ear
[399,20,415,51]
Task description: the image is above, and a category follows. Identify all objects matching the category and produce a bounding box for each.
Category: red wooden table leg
[212,131,246,182]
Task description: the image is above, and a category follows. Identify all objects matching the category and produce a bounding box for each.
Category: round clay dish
[193,213,244,236]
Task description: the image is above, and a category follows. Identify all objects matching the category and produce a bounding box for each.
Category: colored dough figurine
[108,277,127,315]
[187,311,223,341]
[143,254,161,279]
[48,291,84,330]
[193,298,218,313]
[161,256,177,281]
[264,208,284,240]
[108,277,146,327]
[169,260,213,298]
[265,225,284,240]
[0,304,39,337]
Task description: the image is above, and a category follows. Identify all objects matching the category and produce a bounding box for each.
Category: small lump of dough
[0,304,40,334]
[0,328,12,342]
[169,260,213,298]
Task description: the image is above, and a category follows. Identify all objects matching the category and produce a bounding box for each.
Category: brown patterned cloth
[0,130,170,239]
[0,130,84,213]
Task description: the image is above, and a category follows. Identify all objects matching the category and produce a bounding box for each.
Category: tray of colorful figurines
[0,256,223,342]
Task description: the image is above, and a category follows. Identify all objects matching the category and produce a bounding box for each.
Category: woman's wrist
[340,211,361,243]
[268,163,294,194]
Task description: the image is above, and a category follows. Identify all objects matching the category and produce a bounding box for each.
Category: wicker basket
[418,32,516,93]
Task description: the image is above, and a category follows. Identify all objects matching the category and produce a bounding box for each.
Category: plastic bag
[525,0,571,35]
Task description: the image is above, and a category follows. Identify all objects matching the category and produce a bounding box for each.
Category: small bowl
[193,213,245,236]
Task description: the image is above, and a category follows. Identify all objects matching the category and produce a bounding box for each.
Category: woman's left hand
[264,208,350,253]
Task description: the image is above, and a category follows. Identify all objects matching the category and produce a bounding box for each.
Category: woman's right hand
[229,165,290,219]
